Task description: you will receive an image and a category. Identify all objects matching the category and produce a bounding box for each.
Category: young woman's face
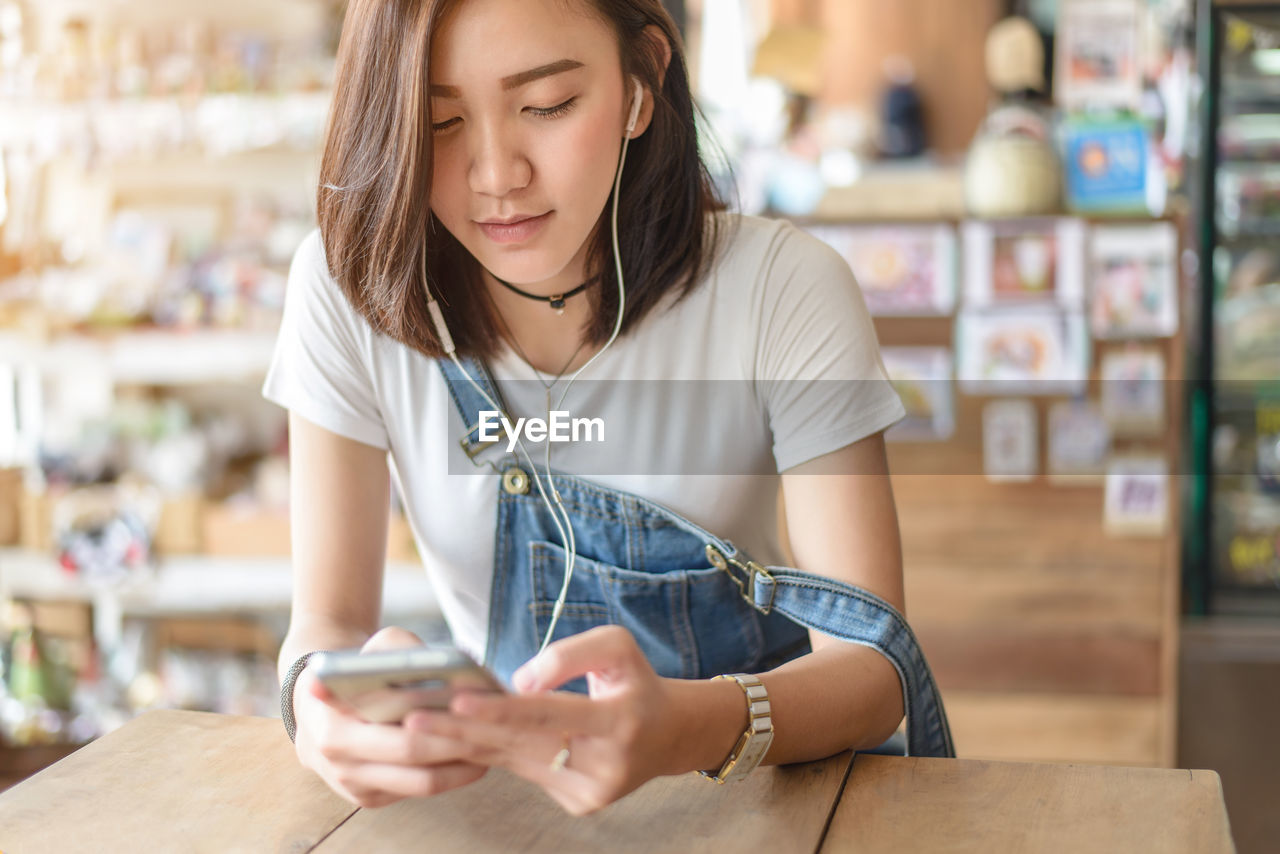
[428,0,634,290]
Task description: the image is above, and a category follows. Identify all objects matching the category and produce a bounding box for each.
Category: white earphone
[424,73,645,658]
[626,76,643,138]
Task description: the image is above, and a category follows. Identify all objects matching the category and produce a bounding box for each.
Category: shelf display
[1047,399,1112,482]
[1191,1,1280,612]
[956,307,1090,394]
[1100,345,1167,436]
[1089,222,1180,338]
[1215,279,1280,381]
[801,223,957,316]
[962,218,1086,308]
[0,2,357,767]
[1061,115,1152,214]
[1054,0,1145,112]
[880,347,955,441]
[1104,455,1171,537]
[982,398,1038,482]
[1216,162,1280,236]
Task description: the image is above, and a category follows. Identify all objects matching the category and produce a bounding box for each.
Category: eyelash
[431,97,578,133]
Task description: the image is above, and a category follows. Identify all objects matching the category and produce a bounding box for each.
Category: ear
[625,24,673,140]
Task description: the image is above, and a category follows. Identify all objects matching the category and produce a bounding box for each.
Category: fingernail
[513,659,539,692]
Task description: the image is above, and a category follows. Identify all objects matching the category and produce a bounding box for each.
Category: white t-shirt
[262,212,905,662]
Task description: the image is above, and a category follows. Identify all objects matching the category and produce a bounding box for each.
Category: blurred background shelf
[0,329,278,385]
[0,547,437,621]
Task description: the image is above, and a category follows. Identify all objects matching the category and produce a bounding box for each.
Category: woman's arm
[753,430,906,758]
[664,431,906,772]
[280,411,491,806]
[276,410,391,687]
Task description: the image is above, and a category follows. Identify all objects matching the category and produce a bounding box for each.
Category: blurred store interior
[0,0,1278,849]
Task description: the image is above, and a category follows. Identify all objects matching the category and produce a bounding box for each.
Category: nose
[467,121,532,198]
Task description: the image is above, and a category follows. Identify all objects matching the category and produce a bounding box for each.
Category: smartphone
[309,645,506,724]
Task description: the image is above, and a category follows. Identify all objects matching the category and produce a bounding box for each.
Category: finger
[412,714,618,817]
[513,625,642,692]
[415,711,570,766]
[332,759,487,801]
[316,712,481,766]
[360,626,425,653]
[447,691,610,737]
[347,725,482,767]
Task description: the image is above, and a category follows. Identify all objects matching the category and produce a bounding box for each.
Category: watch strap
[698,673,774,783]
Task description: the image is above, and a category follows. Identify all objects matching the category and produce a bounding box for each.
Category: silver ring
[549,735,571,772]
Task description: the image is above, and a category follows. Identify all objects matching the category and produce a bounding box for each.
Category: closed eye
[431,97,579,133]
[530,96,578,120]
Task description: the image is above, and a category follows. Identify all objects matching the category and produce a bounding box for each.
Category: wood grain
[314,752,853,853]
[918,628,1162,696]
[903,562,1165,635]
[821,754,1235,854]
[882,471,1178,764]
[0,709,356,854]
[943,692,1164,766]
[0,713,1235,852]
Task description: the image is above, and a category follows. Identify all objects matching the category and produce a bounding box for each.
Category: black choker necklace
[493,274,600,315]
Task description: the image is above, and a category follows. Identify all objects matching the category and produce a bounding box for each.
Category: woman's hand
[411,625,681,816]
[292,626,489,808]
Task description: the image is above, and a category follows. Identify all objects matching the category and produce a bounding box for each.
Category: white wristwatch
[698,673,774,784]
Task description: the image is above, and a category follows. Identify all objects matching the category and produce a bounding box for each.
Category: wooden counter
[0,710,1234,852]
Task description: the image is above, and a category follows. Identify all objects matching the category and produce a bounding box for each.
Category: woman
[265,0,951,816]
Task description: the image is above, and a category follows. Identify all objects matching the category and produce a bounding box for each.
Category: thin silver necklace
[488,293,589,392]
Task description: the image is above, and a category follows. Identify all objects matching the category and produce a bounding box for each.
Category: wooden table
[0,710,1234,853]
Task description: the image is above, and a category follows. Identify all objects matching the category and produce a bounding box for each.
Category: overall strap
[437,356,511,464]
[707,545,954,758]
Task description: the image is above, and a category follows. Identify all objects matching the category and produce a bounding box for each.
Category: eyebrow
[429,59,585,99]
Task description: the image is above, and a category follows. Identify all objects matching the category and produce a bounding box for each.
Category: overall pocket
[527,539,766,685]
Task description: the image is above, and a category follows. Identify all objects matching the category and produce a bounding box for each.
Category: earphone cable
[536,111,634,652]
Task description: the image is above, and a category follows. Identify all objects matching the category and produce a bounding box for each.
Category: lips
[476,211,553,245]
[478,213,544,225]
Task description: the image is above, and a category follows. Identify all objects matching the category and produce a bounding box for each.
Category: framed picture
[1099,346,1165,436]
[1062,117,1150,214]
[1090,223,1179,338]
[803,223,957,316]
[880,347,955,442]
[963,219,1086,309]
[983,399,1038,482]
[1047,399,1111,484]
[1104,455,1169,537]
[1055,0,1143,112]
[956,307,1090,394]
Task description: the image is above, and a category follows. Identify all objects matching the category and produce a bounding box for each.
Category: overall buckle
[705,544,774,615]
[458,421,506,464]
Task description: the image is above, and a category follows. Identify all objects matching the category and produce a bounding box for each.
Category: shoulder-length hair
[316,0,732,359]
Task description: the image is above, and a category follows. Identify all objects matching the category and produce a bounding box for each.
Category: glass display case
[1190,0,1280,614]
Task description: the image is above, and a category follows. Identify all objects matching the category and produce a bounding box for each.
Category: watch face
[727,729,773,781]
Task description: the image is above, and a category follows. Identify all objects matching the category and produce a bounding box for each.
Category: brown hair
[316,0,731,359]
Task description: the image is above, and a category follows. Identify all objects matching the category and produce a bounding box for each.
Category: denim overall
[438,356,955,758]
